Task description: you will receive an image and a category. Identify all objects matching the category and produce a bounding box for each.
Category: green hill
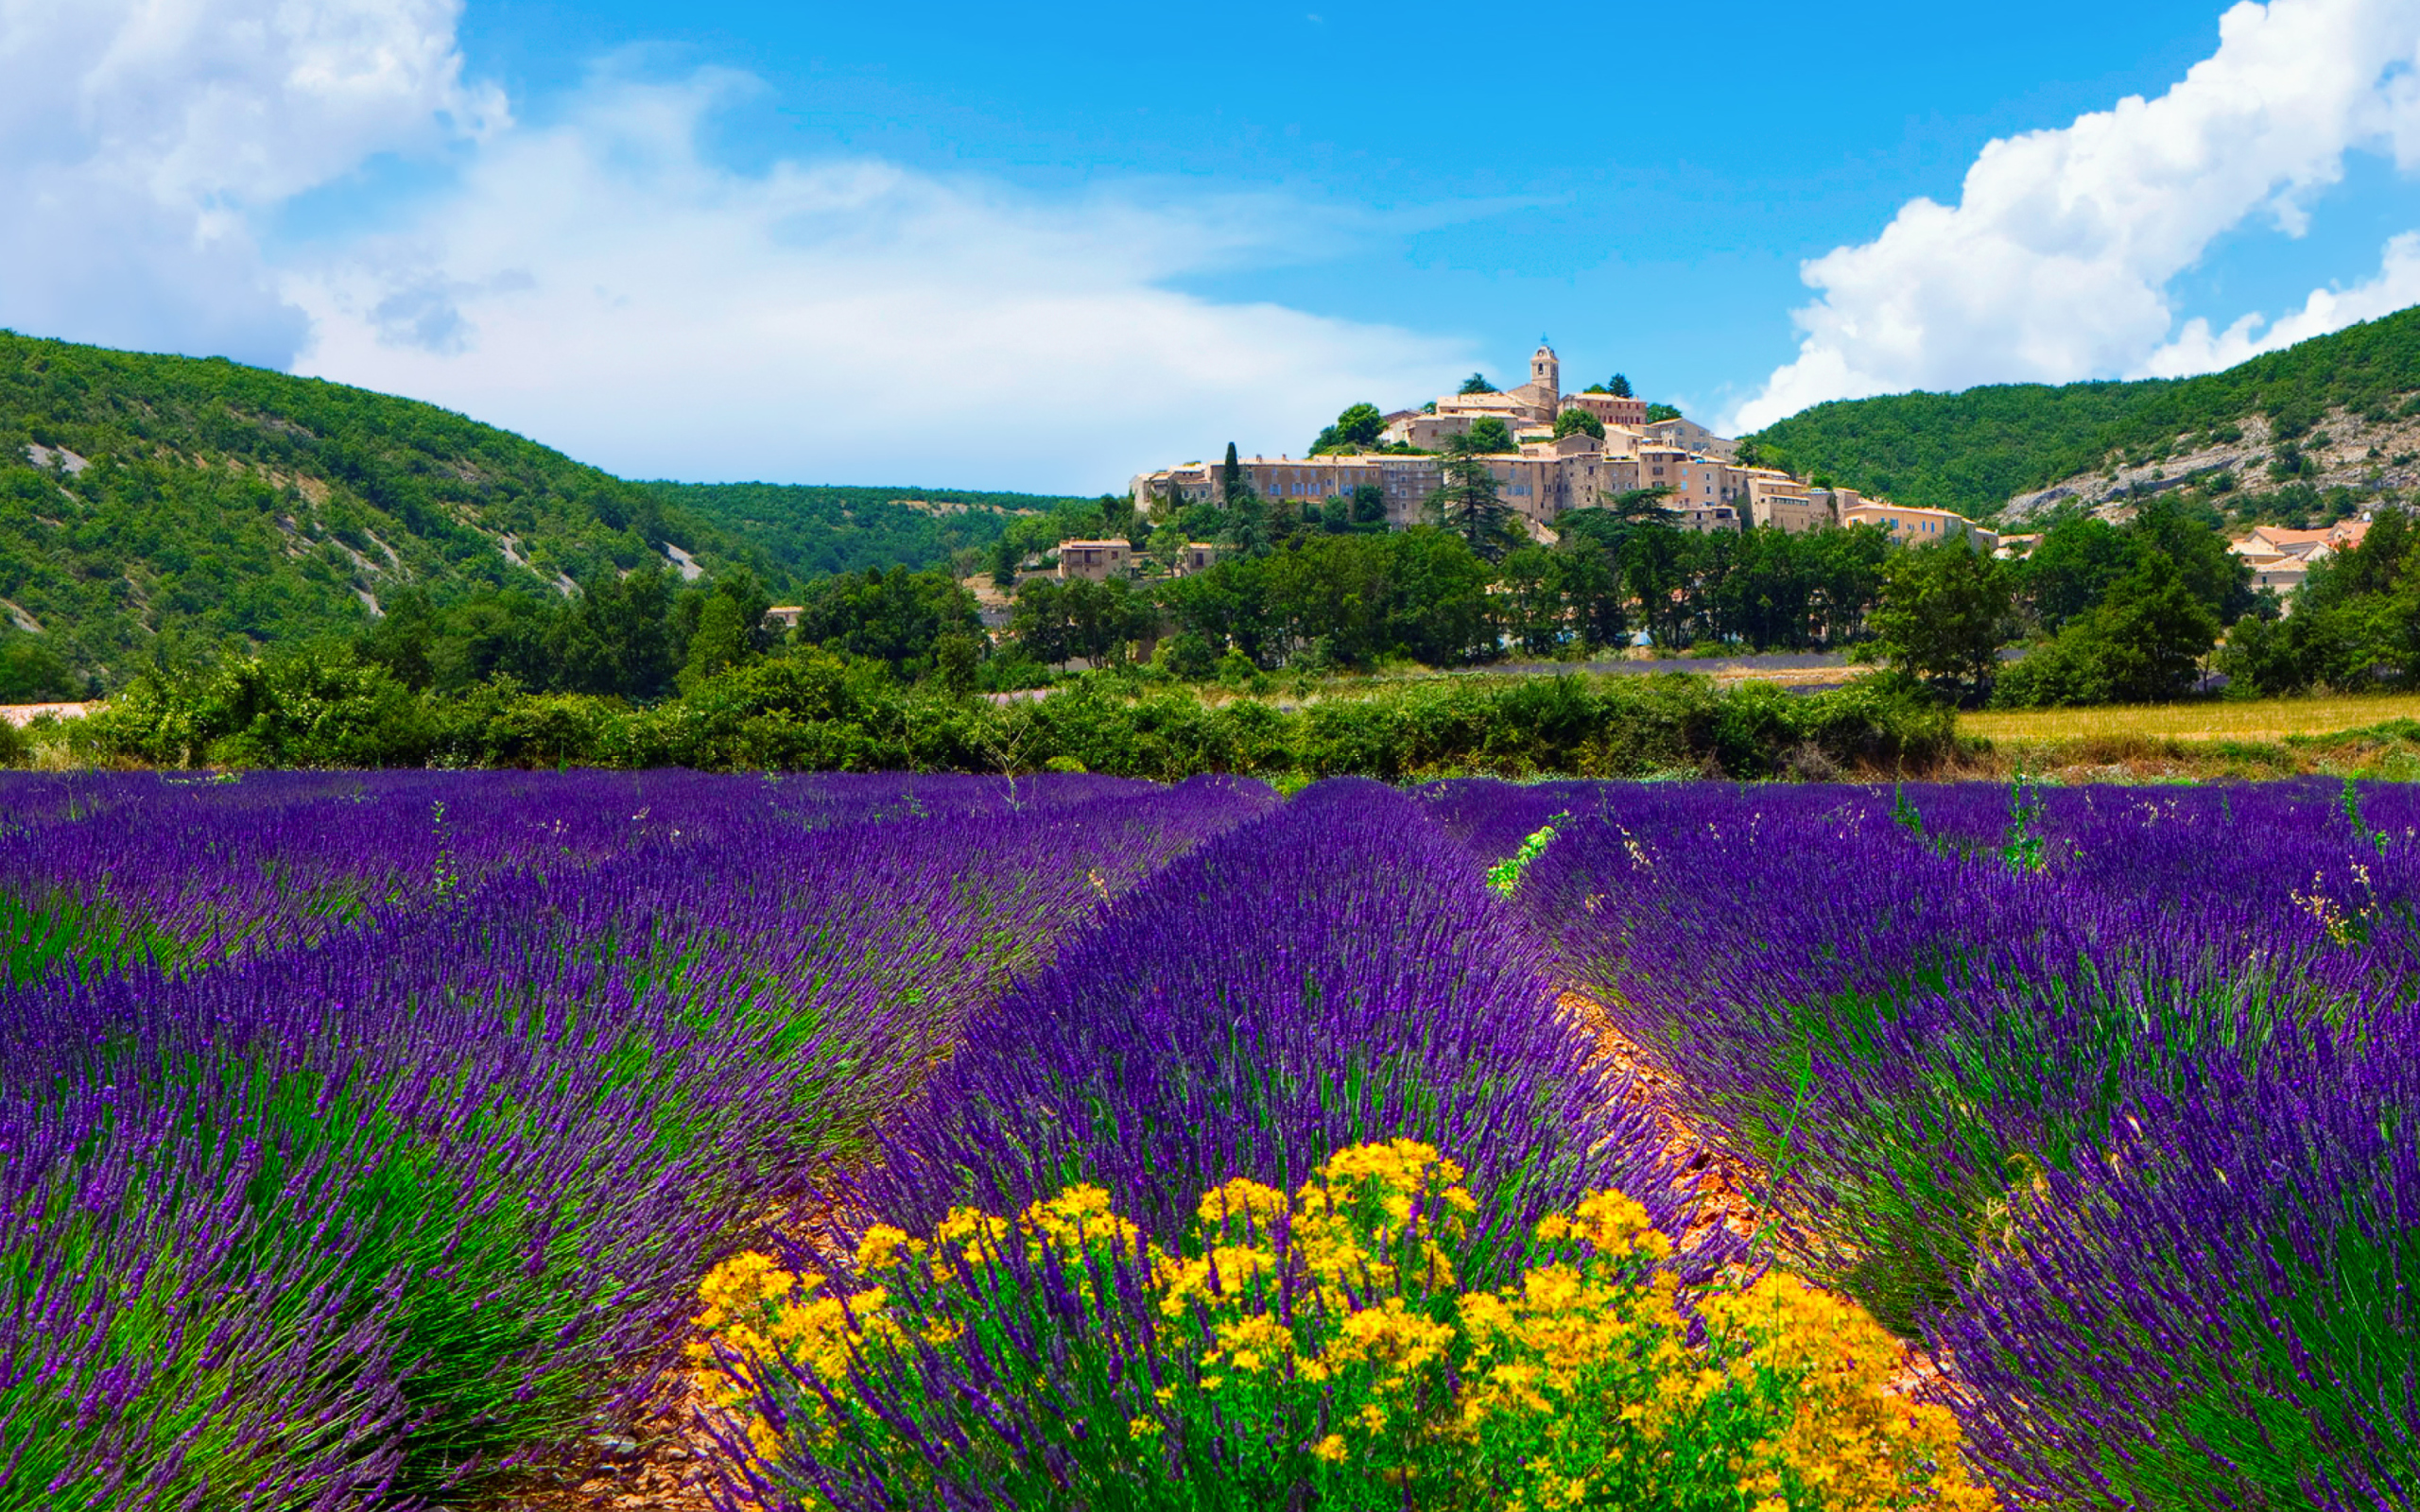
[643,482,1089,580]
[0,333,1100,697]
[1744,304,2420,517]
[0,331,780,694]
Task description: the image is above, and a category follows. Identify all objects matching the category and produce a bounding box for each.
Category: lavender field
[1,771,2411,1510]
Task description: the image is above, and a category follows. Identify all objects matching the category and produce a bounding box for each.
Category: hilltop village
[1128,343,1993,554]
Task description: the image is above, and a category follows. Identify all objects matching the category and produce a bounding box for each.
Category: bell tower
[1530,338,1560,408]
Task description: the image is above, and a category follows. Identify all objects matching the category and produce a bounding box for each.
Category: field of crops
[2,770,2411,1510]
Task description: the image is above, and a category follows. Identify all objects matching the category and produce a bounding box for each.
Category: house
[1841,502,1994,551]
[1057,540,1133,580]
[2229,520,2369,601]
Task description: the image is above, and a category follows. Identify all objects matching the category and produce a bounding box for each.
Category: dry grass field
[1961,695,2420,746]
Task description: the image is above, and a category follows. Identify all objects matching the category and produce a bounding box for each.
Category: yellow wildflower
[855,1224,924,1273]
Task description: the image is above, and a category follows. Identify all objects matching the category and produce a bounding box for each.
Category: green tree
[1461,418,1516,454]
[2126,494,2254,623]
[0,631,80,702]
[1496,547,1570,656]
[1547,539,1626,650]
[1554,408,1606,440]
[1228,479,1270,558]
[1382,529,1495,664]
[1425,449,1517,562]
[1011,577,1153,666]
[1561,488,1684,648]
[1310,403,1387,455]
[2084,550,2221,701]
[355,588,441,690]
[555,567,682,700]
[2017,514,2138,631]
[1459,373,1497,395]
[792,565,982,679]
[1998,550,2221,707]
[932,632,980,695]
[1873,541,2013,705]
[1643,403,1682,424]
[1608,373,1634,399]
[678,593,751,694]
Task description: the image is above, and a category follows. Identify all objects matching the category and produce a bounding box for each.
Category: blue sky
[7,0,2420,492]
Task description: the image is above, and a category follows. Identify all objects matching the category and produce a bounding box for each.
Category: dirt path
[1559,990,1953,1400]
[1560,990,1769,1252]
[472,1383,720,1512]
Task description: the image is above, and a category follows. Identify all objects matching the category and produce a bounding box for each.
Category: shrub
[696,1143,1998,1512]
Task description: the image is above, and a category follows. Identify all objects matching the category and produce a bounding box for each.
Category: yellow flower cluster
[686,1143,1998,1511]
[1705,1278,1999,1512]
[687,1250,867,1467]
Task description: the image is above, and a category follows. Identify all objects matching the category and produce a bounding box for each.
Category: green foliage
[1553,408,1605,440]
[1642,403,1682,424]
[789,565,980,680]
[1997,550,2223,709]
[1426,452,1518,563]
[1159,530,1496,670]
[1311,402,1388,455]
[1998,767,2048,873]
[642,482,1083,580]
[2014,513,2139,631]
[1011,577,1156,666]
[2216,507,2420,695]
[1485,814,1568,897]
[1458,373,1497,395]
[0,630,80,700]
[0,331,750,689]
[1461,418,1516,455]
[1744,305,2420,515]
[2076,551,2222,701]
[1872,542,2013,705]
[72,642,1954,782]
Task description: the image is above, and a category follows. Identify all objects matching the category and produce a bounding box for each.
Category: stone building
[1057,540,1133,580]
[1129,340,1948,544]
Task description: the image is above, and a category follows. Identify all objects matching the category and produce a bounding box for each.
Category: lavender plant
[1939,1016,2420,1510]
[0,771,1269,1508]
[1512,779,2420,1333]
[874,780,1714,1284]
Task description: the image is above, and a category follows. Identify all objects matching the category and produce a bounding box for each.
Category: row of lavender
[0,772,1273,1510]
[719,779,1734,1510]
[1426,777,2420,1510]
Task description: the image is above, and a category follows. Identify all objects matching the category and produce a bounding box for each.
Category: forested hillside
[646,482,1086,578]
[0,333,1109,699]
[1745,304,2420,517]
[0,332,769,696]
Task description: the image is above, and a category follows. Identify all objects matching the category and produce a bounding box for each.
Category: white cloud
[1729,0,2420,434]
[0,1,1462,492]
[284,73,1461,492]
[2138,230,2420,373]
[0,0,499,365]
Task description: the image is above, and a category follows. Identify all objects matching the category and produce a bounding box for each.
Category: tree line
[1868,494,2261,708]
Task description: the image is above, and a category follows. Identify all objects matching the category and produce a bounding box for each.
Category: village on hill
[1109,340,2385,610]
[1122,342,1990,561]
